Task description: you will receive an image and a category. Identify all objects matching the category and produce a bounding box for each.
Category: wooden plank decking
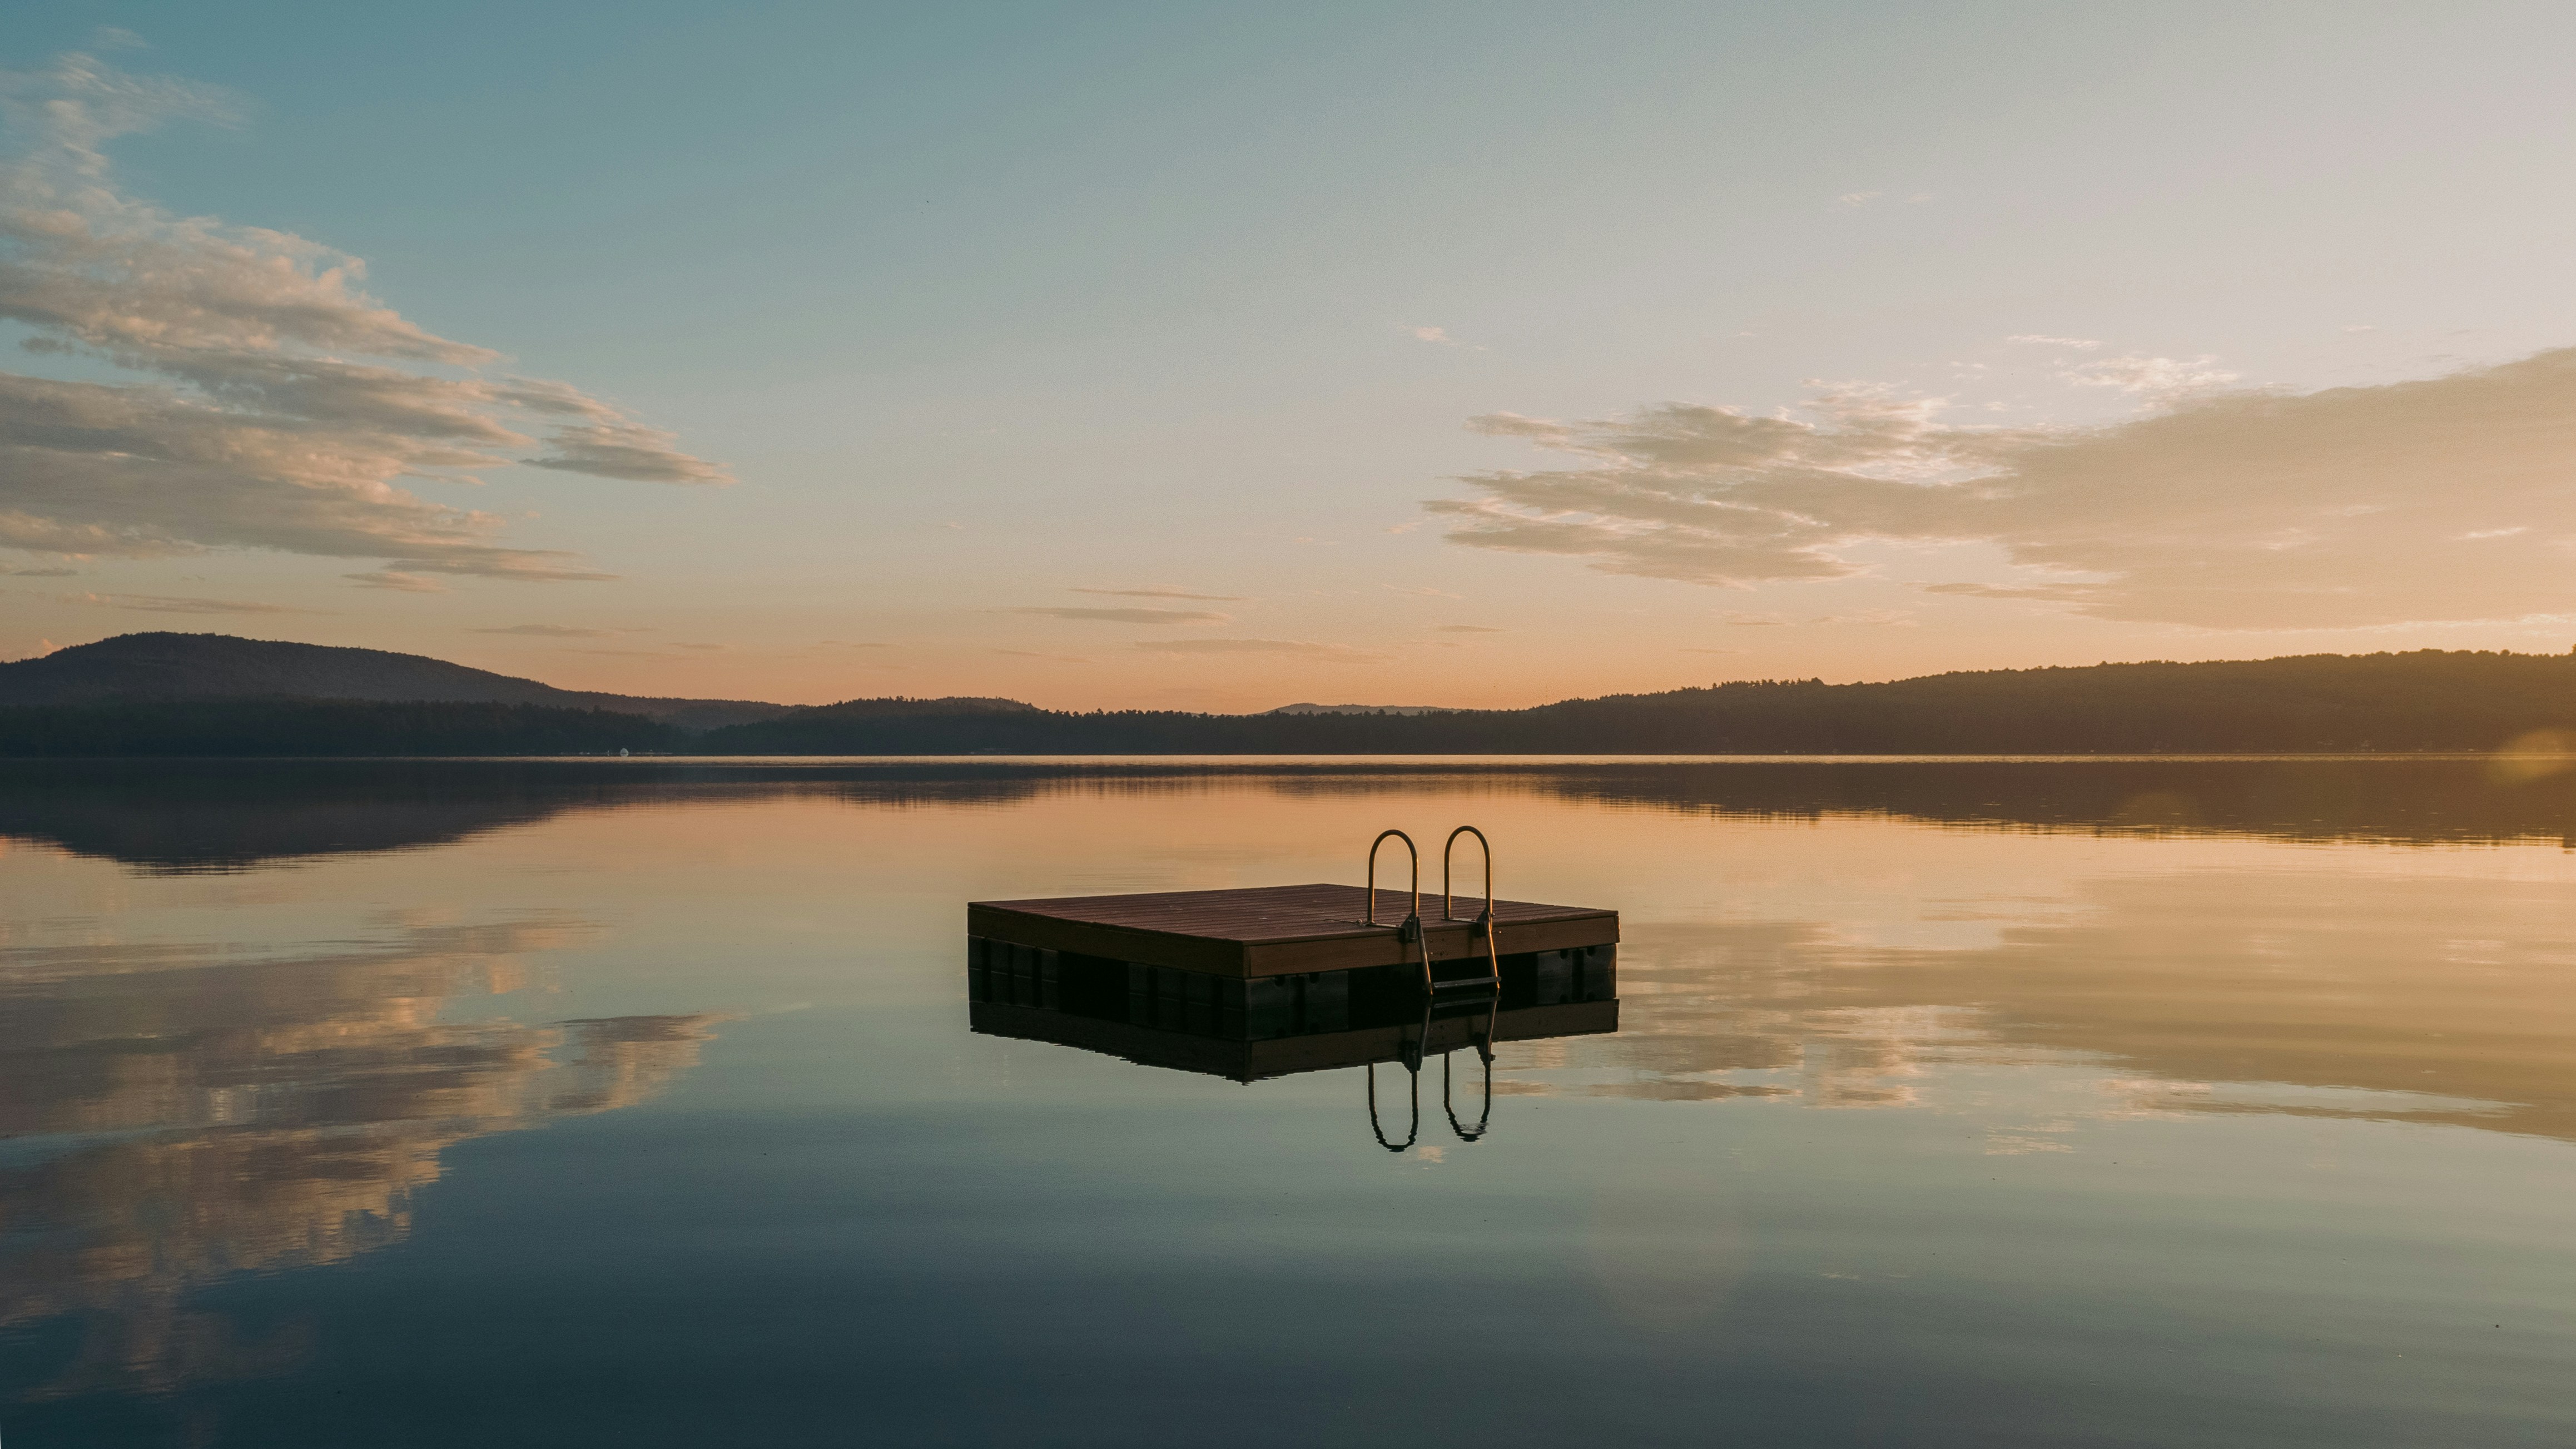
[967,881,1619,979]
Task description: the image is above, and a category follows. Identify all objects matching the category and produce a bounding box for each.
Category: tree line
[5,649,2574,756]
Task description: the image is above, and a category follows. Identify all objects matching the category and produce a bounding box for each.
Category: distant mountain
[0,633,793,730]
[696,649,2576,756]
[12,638,2576,757]
[1266,703,1459,716]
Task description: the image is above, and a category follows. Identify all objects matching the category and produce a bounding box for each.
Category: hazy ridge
[5,633,2575,756]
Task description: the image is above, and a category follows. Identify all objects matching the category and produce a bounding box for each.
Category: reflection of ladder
[1364,827,1501,1149]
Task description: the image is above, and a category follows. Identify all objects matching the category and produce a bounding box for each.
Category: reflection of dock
[970,995,1617,1082]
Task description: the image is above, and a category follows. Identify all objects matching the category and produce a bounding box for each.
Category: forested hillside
[7,647,2574,756]
[692,650,2576,755]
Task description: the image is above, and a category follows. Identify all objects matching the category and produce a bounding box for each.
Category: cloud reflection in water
[0,916,723,1401]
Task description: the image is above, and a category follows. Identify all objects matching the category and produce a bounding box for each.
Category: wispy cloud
[2067,354,2239,396]
[1070,586,1247,601]
[1014,606,1230,624]
[1434,624,1501,633]
[2006,334,2103,350]
[1428,348,2576,629]
[2,564,75,577]
[995,648,1094,663]
[61,590,317,614]
[0,51,727,579]
[1409,325,1456,345]
[346,570,445,592]
[470,623,621,637]
[1133,638,1388,663]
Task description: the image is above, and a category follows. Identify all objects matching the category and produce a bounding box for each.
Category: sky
[6,1,2576,710]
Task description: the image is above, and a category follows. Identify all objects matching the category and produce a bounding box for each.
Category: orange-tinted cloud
[1432,349,2576,629]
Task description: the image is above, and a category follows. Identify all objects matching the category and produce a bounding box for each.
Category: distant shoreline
[4,751,2555,765]
[11,637,2576,758]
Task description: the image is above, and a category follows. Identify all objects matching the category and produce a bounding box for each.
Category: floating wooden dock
[965,830,1622,1146]
[967,882,1619,979]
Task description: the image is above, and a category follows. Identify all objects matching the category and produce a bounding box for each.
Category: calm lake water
[4,758,2575,1447]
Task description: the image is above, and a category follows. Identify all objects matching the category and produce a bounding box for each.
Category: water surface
[4,759,2573,1446]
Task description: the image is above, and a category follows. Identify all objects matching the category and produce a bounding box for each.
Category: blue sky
[9,3,2576,706]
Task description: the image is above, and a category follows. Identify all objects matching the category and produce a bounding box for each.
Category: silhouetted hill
[11,642,2576,757]
[0,633,790,729]
[1267,703,1456,715]
[694,649,2576,755]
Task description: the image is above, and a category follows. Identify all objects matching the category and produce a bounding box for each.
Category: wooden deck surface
[967,882,1617,978]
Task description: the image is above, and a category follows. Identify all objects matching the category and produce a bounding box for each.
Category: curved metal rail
[1433,826,1502,998]
[1442,825,1492,922]
[1364,829,1420,928]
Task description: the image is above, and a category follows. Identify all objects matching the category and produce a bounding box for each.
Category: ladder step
[1430,976,1500,991]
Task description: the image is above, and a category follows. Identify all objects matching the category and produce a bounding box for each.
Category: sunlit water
[3,759,2574,1447]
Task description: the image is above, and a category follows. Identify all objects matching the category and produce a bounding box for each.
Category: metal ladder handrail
[1432,826,1501,996]
[1366,828,1431,994]
[1364,828,1420,927]
[1442,825,1492,922]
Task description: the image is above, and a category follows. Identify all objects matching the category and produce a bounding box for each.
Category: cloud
[0,52,727,580]
[1133,637,1388,663]
[1434,624,1501,633]
[1013,606,1230,624]
[2067,354,2239,396]
[345,570,444,592]
[469,623,619,637]
[3,564,75,576]
[995,648,1094,663]
[523,420,728,484]
[1409,325,1457,345]
[1919,581,2097,604]
[2006,334,2103,350]
[1837,191,1882,208]
[1070,585,1247,601]
[61,590,316,614]
[1428,348,2576,629]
